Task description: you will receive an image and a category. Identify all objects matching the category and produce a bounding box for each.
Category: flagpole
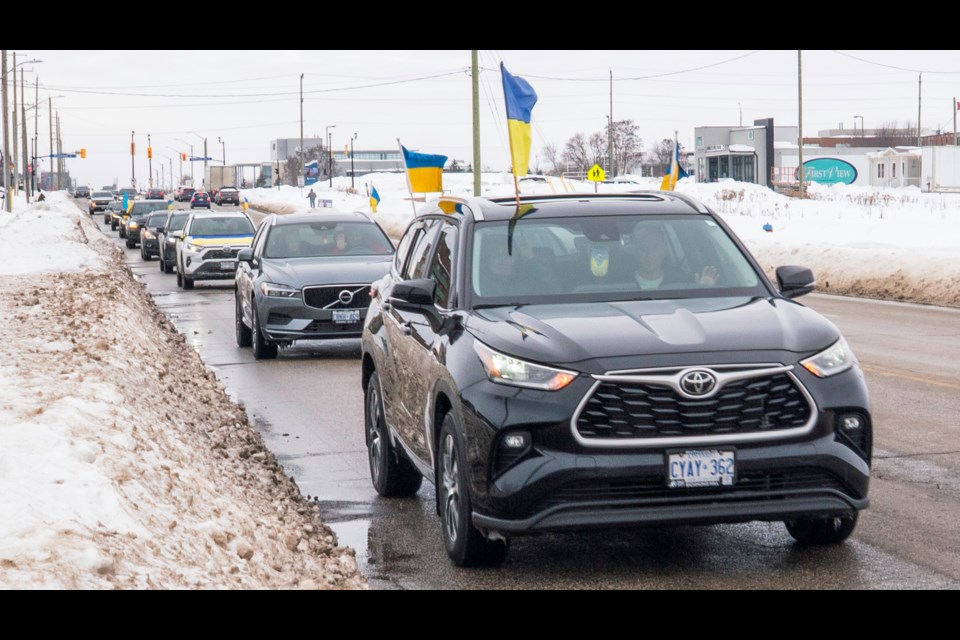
[398,138,417,216]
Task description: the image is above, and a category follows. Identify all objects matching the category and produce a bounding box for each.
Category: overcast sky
[11,50,960,187]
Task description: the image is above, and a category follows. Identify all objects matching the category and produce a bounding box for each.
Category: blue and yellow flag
[400,145,447,193]
[660,138,689,191]
[167,198,174,210]
[501,63,538,177]
[370,186,380,213]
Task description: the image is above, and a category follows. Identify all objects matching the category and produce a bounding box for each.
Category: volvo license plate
[667,450,735,488]
[332,310,360,324]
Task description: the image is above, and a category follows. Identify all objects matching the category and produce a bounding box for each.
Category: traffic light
[181,152,187,161]
[147,146,153,159]
[79,148,87,159]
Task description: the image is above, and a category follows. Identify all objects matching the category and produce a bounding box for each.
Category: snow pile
[0,193,365,589]
[244,173,960,308]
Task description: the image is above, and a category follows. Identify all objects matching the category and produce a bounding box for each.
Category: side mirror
[776,265,816,299]
[178,232,186,240]
[390,278,436,307]
[237,248,254,263]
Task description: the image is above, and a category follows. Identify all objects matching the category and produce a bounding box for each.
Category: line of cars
[102,188,874,569]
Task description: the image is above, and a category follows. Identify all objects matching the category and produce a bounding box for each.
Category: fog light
[504,433,529,449]
[842,415,863,432]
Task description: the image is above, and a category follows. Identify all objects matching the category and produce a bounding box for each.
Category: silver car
[234,211,395,359]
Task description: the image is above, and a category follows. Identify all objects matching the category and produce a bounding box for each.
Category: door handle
[400,321,413,336]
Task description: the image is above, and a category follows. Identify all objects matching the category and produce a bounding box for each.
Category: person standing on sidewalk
[307,189,317,209]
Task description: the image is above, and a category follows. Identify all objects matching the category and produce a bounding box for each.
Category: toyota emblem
[680,370,717,396]
[338,289,355,305]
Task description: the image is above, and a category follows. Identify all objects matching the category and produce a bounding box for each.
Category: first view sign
[799,158,858,185]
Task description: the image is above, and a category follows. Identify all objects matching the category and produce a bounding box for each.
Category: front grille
[577,373,811,440]
[203,248,239,260]
[303,285,371,310]
[542,468,851,508]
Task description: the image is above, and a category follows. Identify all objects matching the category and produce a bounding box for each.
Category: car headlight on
[128,222,139,230]
[473,342,577,391]
[142,229,155,239]
[259,282,299,298]
[801,337,856,378]
[185,241,202,252]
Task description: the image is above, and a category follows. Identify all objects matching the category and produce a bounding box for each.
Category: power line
[489,51,762,82]
[830,50,960,74]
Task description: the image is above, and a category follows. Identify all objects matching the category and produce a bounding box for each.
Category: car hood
[262,255,392,288]
[465,296,840,369]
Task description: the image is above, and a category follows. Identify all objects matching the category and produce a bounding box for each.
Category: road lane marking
[861,364,960,391]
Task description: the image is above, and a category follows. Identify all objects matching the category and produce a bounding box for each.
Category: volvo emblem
[338,289,355,305]
[680,370,716,396]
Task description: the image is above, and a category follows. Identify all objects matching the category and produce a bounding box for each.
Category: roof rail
[662,191,710,214]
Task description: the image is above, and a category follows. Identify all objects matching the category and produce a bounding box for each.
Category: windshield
[190,216,254,236]
[92,191,113,199]
[167,214,189,231]
[265,221,394,258]
[147,213,169,227]
[469,214,767,305]
[131,202,167,215]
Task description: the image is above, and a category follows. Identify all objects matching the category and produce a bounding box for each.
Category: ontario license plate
[332,310,360,324]
[218,261,237,271]
[667,450,735,488]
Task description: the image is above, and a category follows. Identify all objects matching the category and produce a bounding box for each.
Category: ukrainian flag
[400,145,447,193]
[501,62,538,177]
[660,138,689,191]
[370,186,380,213]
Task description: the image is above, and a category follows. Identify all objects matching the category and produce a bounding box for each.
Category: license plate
[332,310,360,324]
[218,261,237,271]
[667,450,735,488]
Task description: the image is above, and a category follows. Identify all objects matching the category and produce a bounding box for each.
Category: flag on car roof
[501,62,538,178]
[660,137,689,191]
[399,143,447,193]
[370,185,380,214]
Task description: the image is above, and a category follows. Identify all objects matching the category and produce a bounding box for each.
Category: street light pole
[147,133,153,189]
[350,132,356,189]
[218,136,226,165]
[299,73,304,192]
[2,51,10,211]
[326,124,336,188]
[130,130,136,188]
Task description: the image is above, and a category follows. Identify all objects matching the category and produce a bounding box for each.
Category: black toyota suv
[360,192,872,566]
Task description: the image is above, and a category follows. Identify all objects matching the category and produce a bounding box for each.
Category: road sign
[587,164,605,182]
[50,153,77,159]
[189,156,214,161]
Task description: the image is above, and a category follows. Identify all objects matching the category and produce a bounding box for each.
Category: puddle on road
[327,518,371,566]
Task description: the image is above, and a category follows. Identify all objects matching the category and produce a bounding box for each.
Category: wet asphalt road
[93,204,960,589]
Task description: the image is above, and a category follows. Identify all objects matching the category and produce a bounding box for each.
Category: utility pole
[12,52,18,196]
[33,78,37,195]
[350,132,356,189]
[56,112,61,191]
[131,131,137,188]
[471,50,480,197]
[917,73,922,147]
[21,68,29,203]
[608,68,613,176]
[954,97,957,147]
[797,50,805,199]
[2,50,11,211]
[299,73,304,193]
[48,98,54,191]
[148,133,153,189]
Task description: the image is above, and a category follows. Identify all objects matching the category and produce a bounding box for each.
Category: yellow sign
[587,164,605,182]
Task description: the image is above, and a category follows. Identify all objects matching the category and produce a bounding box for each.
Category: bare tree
[651,139,675,174]
[611,120,644,175]
[541,142,562,176]
[873,120,916,148]
[561,132,590,173]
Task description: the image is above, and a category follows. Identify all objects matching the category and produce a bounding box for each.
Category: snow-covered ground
[0,192,364,589]
[244,174,960,308]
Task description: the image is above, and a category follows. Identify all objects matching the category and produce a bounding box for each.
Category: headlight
[166,238,177,245]
[128,222,139,230]
[259,282,299,298]
[801,337,856,378]
[473,341,576,391]
[143,229,155,239]
[185,242,202,252]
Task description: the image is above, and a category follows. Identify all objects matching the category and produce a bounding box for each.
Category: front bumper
[142,237,160,255]
[258,295,368,341]
[471,433,869,535]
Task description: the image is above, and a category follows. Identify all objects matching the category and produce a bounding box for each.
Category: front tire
[438,413,508,567]
[235,293,252,347]
[785,513,858,545]
[366,371,422,497]
[183,275,194,290]
[251,303,278,360]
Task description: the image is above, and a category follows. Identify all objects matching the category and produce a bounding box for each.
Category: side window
[428,222,458,308]
[403,220,441,281]
[252,220,270,258]
[394,224,421,275]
